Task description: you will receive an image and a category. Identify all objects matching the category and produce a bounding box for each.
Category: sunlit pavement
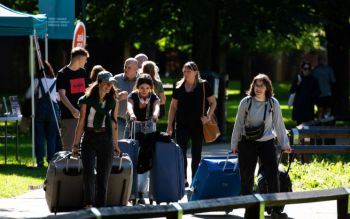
[0,143,338,219]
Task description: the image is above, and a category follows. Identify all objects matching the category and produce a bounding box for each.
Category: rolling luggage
[149,141,185,203]
[45,151,133,212]
[44,151,84,213]
[188,154,240,201]
[106,154,133,206]
[257,153,294,214]
[118,139,139,201]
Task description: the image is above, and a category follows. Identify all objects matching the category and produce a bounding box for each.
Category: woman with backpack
[230,73,292,219]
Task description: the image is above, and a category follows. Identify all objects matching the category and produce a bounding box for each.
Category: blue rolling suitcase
[189,154,240,201]
[118,139,139,202]
[149,141,185,203]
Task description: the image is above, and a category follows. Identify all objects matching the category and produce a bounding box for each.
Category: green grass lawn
[0,79,349,198]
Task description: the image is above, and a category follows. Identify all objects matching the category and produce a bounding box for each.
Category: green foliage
[287,158,350,191]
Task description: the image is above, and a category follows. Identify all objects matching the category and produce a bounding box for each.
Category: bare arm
[58,89,80,118]
[126,98,136,121]
[152,99,160,120]
[159,92,166,105]
[201,95,217,124]
[166,98,178,135]
[72,104,86,155]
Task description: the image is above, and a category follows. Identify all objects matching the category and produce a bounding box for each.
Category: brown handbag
[202,83,221,143]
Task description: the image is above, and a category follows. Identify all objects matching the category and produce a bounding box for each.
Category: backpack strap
[38,79,56,98]
[243,97,252,125]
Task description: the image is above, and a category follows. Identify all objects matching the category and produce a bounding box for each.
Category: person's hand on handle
[119,91,128,100]
[282,144,293,154]
[201,115,210,124]
[166,125,173,136]
[113,142,121,156]
[72,144,80,157]
[232,147,239,155]
[129,113,136,121]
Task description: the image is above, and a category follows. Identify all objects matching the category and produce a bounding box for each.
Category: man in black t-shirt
[56,47,89,151]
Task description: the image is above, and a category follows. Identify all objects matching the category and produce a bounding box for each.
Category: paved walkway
[0,143,338,218]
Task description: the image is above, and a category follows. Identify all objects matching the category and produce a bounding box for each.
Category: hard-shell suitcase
[44,151,84,213]
[106,154,133,206]
[189,154,240,201]
[149,141,185,203]
[118,139,139,200]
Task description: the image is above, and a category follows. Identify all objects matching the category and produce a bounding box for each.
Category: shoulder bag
[202,83,220,143]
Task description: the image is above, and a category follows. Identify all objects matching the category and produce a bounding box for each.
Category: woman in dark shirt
[166,61,217,186]
[72,71,120,208]
[290,61,320,125]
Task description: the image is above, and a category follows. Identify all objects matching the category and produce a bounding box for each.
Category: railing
[47,187,350,219]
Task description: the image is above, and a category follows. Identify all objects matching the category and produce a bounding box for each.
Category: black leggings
[176,124,203,179]
[81,131,113,207]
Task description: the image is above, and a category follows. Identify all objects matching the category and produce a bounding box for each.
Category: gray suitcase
[44,151,84,213]
[45,152,133,212]
[106,154,133,206]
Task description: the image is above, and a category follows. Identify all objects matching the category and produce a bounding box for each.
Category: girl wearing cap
[72,70,120,208]
[126,74,160,204]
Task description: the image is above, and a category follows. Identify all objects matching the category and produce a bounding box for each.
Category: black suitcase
[257,153,294,214]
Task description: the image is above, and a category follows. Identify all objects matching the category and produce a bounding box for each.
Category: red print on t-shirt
[70,78,86,94]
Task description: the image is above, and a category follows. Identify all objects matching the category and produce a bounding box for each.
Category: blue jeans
[117,118,127,139]
[35,101,59,166]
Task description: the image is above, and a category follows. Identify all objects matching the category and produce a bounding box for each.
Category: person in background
[135,53,148,71]
[25,61,60,167]
[166,61,216,187]
[290,61,320,125]
[56,47,89,151]
[312,54,336,119]
[141,61,166,118]
[231,73,292,219]
[114,58,139,139]
[72,71,120,208]
[126,74,160,204]
[89,65,105,83]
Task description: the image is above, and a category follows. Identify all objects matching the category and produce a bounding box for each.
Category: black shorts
[317,96,332,108]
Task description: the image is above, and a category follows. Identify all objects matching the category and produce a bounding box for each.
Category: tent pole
[45,32,48,61]
[30,34,35,167]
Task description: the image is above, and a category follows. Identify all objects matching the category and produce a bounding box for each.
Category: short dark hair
[71,47,89,60]
[135,74,154,90]
[246,73,274,98]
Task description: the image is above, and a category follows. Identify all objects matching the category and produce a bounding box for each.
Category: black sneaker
[137,192,145,205]
[137,198,146,205]
[271,211,288,219]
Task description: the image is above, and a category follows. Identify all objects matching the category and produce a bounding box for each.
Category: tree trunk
[325,24,350,119]
[192,0,218,72]
[240,50,252,95]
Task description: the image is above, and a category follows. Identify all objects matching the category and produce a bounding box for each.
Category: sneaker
[137,192,145,205]
[137,198,146,205]
[184,180,189,187]
[271,211,288,219]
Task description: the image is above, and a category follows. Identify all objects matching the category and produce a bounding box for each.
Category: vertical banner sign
[39,0,75,39]
[72,21,86,48]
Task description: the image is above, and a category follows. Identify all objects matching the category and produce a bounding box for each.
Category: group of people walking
[29,47,336,219]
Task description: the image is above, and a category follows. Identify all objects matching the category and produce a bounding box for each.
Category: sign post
[72,21,86,49]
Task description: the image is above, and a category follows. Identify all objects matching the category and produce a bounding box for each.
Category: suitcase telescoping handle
[222,151,238,172]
